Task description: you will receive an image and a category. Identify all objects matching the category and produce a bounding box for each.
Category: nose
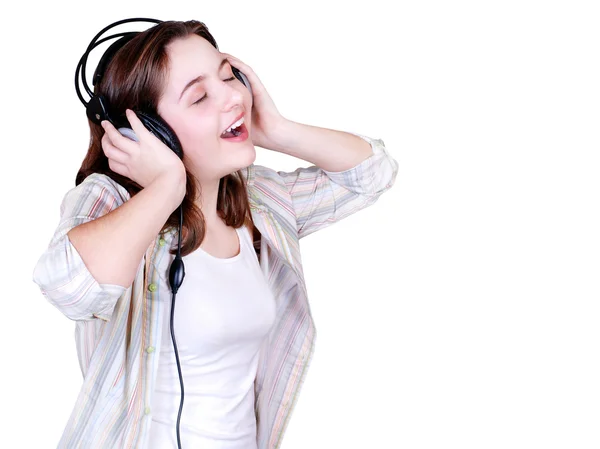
[221,81,245,112]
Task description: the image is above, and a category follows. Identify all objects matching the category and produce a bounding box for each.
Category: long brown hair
[75,20,255,257]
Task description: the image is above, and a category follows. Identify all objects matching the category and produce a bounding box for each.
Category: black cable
[170,289,185,449]
[168,205,186,449]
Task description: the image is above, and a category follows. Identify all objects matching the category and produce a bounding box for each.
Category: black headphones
[74,17,253,449]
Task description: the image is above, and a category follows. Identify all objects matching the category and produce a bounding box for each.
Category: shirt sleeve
[276,133,399,240]
[32,174,129,321]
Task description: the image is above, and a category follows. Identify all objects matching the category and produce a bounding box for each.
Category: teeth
[223,116,244,135]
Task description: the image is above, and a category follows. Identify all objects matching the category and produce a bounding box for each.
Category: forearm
[67,173,186,288]
[268,119,374,172]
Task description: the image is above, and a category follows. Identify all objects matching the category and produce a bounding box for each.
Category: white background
[2,0,599,448]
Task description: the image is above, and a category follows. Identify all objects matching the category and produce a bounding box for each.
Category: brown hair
[75,20,255,257]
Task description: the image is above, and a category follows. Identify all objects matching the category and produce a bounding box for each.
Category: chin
[225,144,256,174]
[239,144,257,166]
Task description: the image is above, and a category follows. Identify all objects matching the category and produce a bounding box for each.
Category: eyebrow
[178,57,230,102]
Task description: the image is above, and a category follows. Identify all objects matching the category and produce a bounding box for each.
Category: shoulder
[59,173,131,216]
[76,173,132,203]
[244,163,291,201]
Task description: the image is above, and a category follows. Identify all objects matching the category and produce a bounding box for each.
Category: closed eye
[192,77,237,105]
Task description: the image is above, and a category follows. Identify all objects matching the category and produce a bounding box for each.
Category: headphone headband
[91,32,138,87]
[74,18,163,123]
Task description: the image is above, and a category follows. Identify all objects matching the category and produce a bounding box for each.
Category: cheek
[176,113,220,149]
[158,105,223,158]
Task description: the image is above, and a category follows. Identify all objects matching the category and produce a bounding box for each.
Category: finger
[101,134,129,164]
[101,119,137,152]
[125,109,152,140]
[223,54,262,90]
[222,53,250,73]
[222,52,242,62]
[224,54,249,71]
[107,158,128,177]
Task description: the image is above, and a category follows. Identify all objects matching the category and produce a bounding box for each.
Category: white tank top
[148,224,276,449]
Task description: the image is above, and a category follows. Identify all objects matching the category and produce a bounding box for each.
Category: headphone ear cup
[117,127,139,142]
[232,66,253,99]
[137,112,184,159]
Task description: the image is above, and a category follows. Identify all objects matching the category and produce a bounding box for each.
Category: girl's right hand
[100,109,186,190]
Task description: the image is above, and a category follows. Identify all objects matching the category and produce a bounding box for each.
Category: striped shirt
[32,133,399,448]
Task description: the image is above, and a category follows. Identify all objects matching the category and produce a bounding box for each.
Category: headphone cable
[168,204,186,449]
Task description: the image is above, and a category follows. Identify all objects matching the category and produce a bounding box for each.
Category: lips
[221,112,245,136]
[220,122,249,141]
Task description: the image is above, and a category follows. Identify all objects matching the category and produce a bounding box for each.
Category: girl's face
[157,34,255,183]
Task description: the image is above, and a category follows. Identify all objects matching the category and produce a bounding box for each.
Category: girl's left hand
[221,53,288,150]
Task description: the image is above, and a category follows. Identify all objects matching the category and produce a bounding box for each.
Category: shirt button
[148,283,157,292]
[145,406,151,415]
[146,346,155,353]
[159,238,166,246]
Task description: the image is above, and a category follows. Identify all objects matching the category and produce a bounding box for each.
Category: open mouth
[221,113,245,138]
[220,122,249,141]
